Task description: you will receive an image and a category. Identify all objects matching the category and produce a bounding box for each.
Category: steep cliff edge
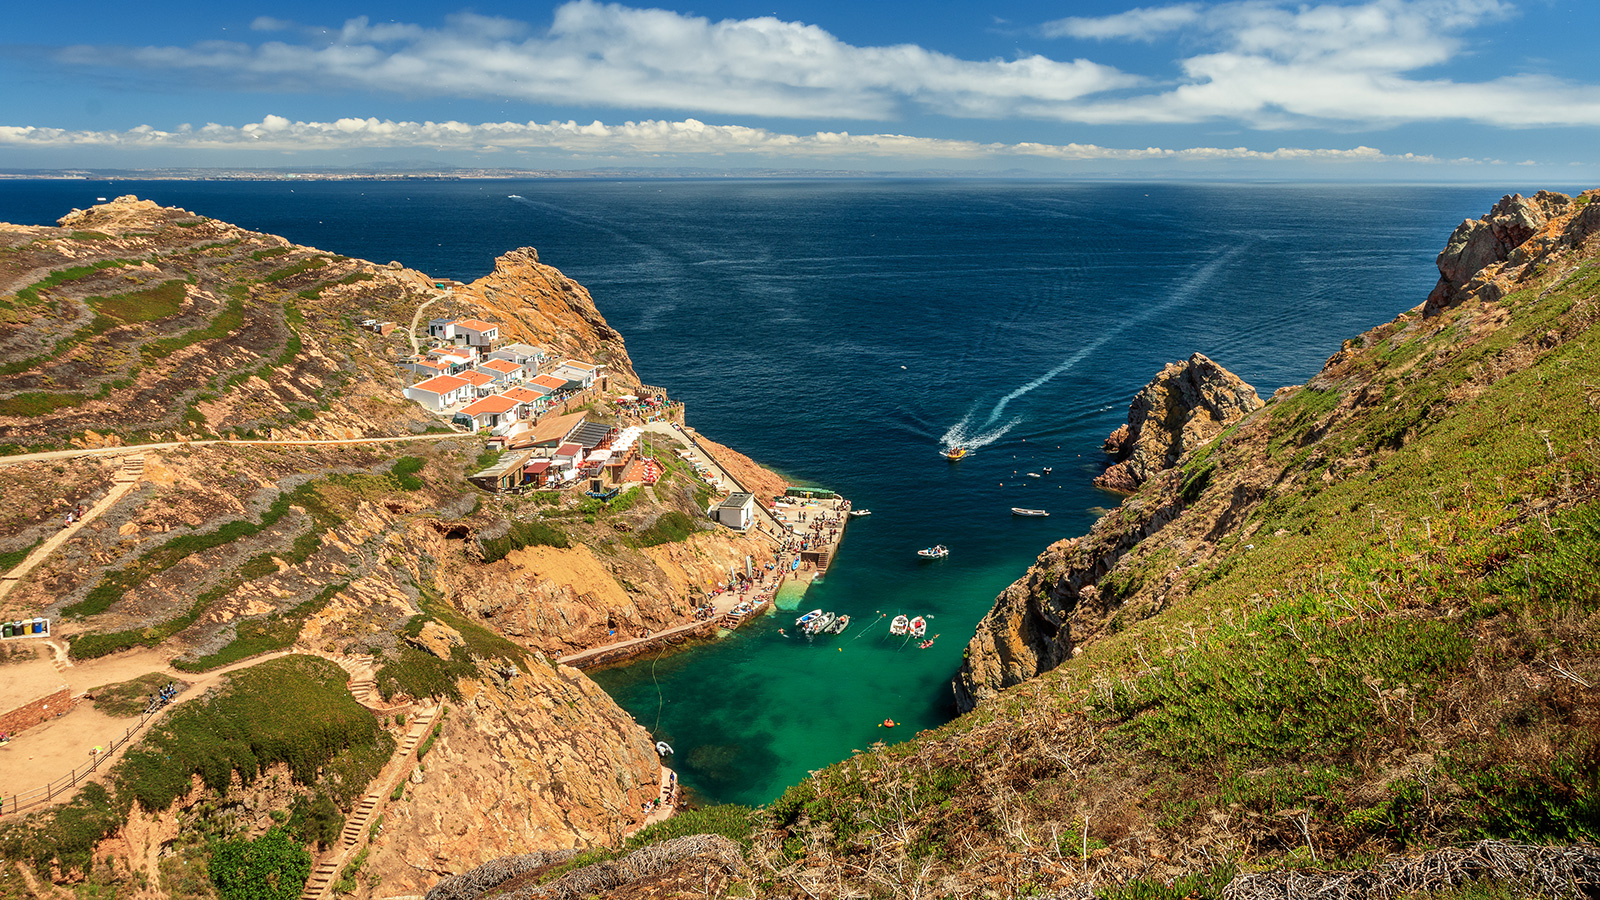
[743,189,1600,899]
[957,353,1260,710]
[1094,352,1262,493]
[0,198,787,898]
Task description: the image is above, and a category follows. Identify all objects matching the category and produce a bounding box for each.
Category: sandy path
[0,458,143,615]
[0,649,295,810]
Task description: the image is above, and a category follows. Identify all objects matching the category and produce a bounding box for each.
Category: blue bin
[32,618,44,634]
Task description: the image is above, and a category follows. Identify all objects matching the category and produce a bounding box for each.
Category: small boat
[917,545,949,559]
[1011,508,1050,517]
[656,741,674,756]
[805,612,836,634]
[909,616,927,638]
[796,609,823,626]
[1042,467,1053,475]
[945,446,967,461]
[829,614,851,634]
[1026,472,1040,478]
[849,509,871,517]
[890,614,910,636]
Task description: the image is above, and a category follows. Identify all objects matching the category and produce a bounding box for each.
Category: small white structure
[475,358,523,386]
[458,394,522,431]
[403,374,472,412]
[552,359,602,390]
[715,492,755,531]
[456,370,497,397]
[451,319,500,349]
[404,357,453,380]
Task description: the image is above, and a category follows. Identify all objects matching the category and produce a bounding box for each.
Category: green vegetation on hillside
[749,194,1600,898]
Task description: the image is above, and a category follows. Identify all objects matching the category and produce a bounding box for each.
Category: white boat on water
[1026,472,1040,478]
[849,509,871,517]
[917,544,949,559]
[829,614,851,634]
[909,616,928,638]
[1011,508,1050,517]
[805,612,836,635]
[890,614,910,636]
[796,609,824,626]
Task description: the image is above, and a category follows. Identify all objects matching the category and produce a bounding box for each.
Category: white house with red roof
[455,370,497,397]
[403,374,472,412]
[403,357,453,381]
[475,357,523,386]
[451,319,500,350]
[458,393,523,432]
[552,359,603,390]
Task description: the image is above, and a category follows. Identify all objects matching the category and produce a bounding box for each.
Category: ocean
[0,178,1543,806]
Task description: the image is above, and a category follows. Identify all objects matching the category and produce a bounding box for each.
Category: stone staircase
[299,704,441,900]
[115,455,145,484]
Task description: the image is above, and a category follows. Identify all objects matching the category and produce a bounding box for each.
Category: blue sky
[2,0,1597,179]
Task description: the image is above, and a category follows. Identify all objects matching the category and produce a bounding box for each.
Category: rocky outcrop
[361,661,662,894]
[1094,353,1262,493]
[953,471,1187,712]
[445,249,639,383]
[1424,191,1575,315]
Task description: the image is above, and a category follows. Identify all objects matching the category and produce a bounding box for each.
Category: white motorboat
[1011,508,1050,517]
[656,741,674,756]
[849,509,871,517]
[909,616,927,638]
[917,544,949,559]
[829,614,851,634]
[1026,472,1041,478]
[890,614,910,636]
[796,609,824,626]
[805,612,836,634]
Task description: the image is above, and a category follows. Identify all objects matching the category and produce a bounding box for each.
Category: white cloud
[0,115,1461,166]
[42,1,1600,131]
[1037,0,1600,128]
[59,1,1134,122]
[1041,4,1203,41]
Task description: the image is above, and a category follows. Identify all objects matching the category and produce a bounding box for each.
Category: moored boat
[1011,508,1049,517]
[829,614,851,634]
[796,609,823,626]
[849,509,871,517]
[909,616,927,638]
[890,614,910,635]
[805,612,836,634]
[917,544,949,559]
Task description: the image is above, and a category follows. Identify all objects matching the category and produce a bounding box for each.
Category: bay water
[0,179,1540,806]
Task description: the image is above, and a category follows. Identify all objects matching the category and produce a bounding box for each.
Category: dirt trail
[0,649,295,807]
[0,457,143,615]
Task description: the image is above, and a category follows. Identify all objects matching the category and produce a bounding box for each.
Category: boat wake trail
[941,247,1242,450]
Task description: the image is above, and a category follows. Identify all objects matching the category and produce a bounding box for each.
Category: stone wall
[0,687,76,738]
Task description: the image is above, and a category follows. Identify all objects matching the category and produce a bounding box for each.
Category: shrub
[209,826,310,900]
[480,520,570,562]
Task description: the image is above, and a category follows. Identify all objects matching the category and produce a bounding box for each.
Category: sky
[1,0,1597,180]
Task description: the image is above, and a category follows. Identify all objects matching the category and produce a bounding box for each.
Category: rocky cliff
[0,198,789,899]
[740,188,1600,900]
[1094,352,1262,493]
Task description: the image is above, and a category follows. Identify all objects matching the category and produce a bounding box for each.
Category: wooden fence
[1,695,176,817]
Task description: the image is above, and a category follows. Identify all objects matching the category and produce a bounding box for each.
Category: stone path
[0,456,143,614]
[300,704,442,900]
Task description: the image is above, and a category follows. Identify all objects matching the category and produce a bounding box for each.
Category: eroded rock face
[1094,353,1262,493]
[362,663,661,893]
[1424,191,1573,315]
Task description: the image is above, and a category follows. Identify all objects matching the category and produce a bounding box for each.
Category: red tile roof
[460,395,520,416]
[457,371,494,387]
[410,374,469,394]
[501,387,546,402]
[453,319,500,333]
[531,374,568,390]
[479,359,520,374]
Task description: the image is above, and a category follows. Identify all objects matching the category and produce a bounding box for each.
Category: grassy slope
[748,197,1600,898]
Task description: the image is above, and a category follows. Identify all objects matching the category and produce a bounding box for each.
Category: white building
[403,374,472,412]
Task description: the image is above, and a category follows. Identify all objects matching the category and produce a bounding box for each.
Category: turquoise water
[1,178,1550,806]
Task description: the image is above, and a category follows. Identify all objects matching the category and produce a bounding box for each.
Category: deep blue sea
[0,178,1552,806]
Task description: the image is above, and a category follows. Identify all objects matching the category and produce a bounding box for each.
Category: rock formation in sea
[1094,352,1262,493]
